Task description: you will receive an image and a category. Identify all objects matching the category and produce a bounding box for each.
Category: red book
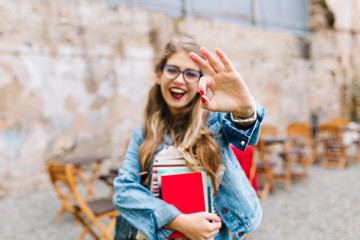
[161,172,208,238]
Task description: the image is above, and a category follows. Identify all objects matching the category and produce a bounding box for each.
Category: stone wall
[310,0,360,121]
[0,0,359,197]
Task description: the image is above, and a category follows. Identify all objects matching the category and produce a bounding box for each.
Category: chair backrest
[260,125,277,138]
[330,118,349,127]
[286,122,314,152]
[317,123,346,153]
[48,163,76,186]
[317,123,344,142]
[48,163,96,216]
[287,123,312,139]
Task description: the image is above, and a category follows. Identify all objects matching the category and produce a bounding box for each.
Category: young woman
[113,35,265,240]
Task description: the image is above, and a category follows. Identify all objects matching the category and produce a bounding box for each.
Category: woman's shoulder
[131,126,145,143]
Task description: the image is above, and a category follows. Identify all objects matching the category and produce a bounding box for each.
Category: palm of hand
[180,212,221,240]
[189,47,254,117]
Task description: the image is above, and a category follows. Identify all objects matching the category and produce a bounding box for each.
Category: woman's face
[156,51,201,115]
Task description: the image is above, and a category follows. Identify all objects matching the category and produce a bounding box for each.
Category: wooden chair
[48,163,118,240]
[255,139,276,201]
[258,125,292,194]
[286,123,315,180]
[317,123,349,169]
[255,125,289,201]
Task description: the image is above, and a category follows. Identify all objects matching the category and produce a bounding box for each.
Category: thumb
[199,77,215,100]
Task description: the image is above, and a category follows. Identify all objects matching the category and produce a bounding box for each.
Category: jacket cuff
[223,103,265,150]
[152,203,181,233]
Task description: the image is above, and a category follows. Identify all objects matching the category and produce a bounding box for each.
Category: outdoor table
[263,137,298,145]
[54,155,108,200]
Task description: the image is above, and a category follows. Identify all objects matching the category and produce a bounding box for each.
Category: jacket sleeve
[223,103,266,150]
[112,127,181,240]
[210,103,265,239]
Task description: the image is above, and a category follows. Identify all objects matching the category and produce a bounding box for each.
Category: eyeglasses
[161,64,202,83]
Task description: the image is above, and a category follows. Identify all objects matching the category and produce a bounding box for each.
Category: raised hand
[189,47,255,118]
[165,212,222,240]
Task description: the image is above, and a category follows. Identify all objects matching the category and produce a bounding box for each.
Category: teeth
[170,88,186,94]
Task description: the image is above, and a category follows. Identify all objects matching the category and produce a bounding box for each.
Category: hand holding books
[152,146,221,239]
[165,212,222,240]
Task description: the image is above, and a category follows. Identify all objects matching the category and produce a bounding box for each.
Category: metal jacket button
[222,207,229,213]
[238,231,245,237]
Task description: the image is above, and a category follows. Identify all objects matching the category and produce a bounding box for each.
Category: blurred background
[0,0,359,239]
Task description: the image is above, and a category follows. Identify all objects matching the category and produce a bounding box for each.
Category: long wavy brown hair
[139,34,222,194]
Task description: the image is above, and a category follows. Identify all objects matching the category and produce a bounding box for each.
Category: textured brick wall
[0,0,359,196]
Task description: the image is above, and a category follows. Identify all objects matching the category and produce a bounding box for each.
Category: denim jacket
[113,104,265,240]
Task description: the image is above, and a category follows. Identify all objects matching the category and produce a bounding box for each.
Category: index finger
[199,47,226,73]
[215,48,235,72]
[189,52,217,77]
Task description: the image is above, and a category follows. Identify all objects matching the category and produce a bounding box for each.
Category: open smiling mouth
[169,88,186,99]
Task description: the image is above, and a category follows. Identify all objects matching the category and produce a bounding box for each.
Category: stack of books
[150,147,213,238]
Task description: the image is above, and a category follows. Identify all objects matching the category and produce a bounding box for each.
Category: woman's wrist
[232,96,256,116]
[164,214,187,232]
[230,96,257,127]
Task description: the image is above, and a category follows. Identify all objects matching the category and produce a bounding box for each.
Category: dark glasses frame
[161,64,202,83]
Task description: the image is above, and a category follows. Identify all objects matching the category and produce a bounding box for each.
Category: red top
[230,145,258,194]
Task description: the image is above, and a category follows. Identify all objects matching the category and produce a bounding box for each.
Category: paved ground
[0,163,359,240]
[251,163,360,240]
